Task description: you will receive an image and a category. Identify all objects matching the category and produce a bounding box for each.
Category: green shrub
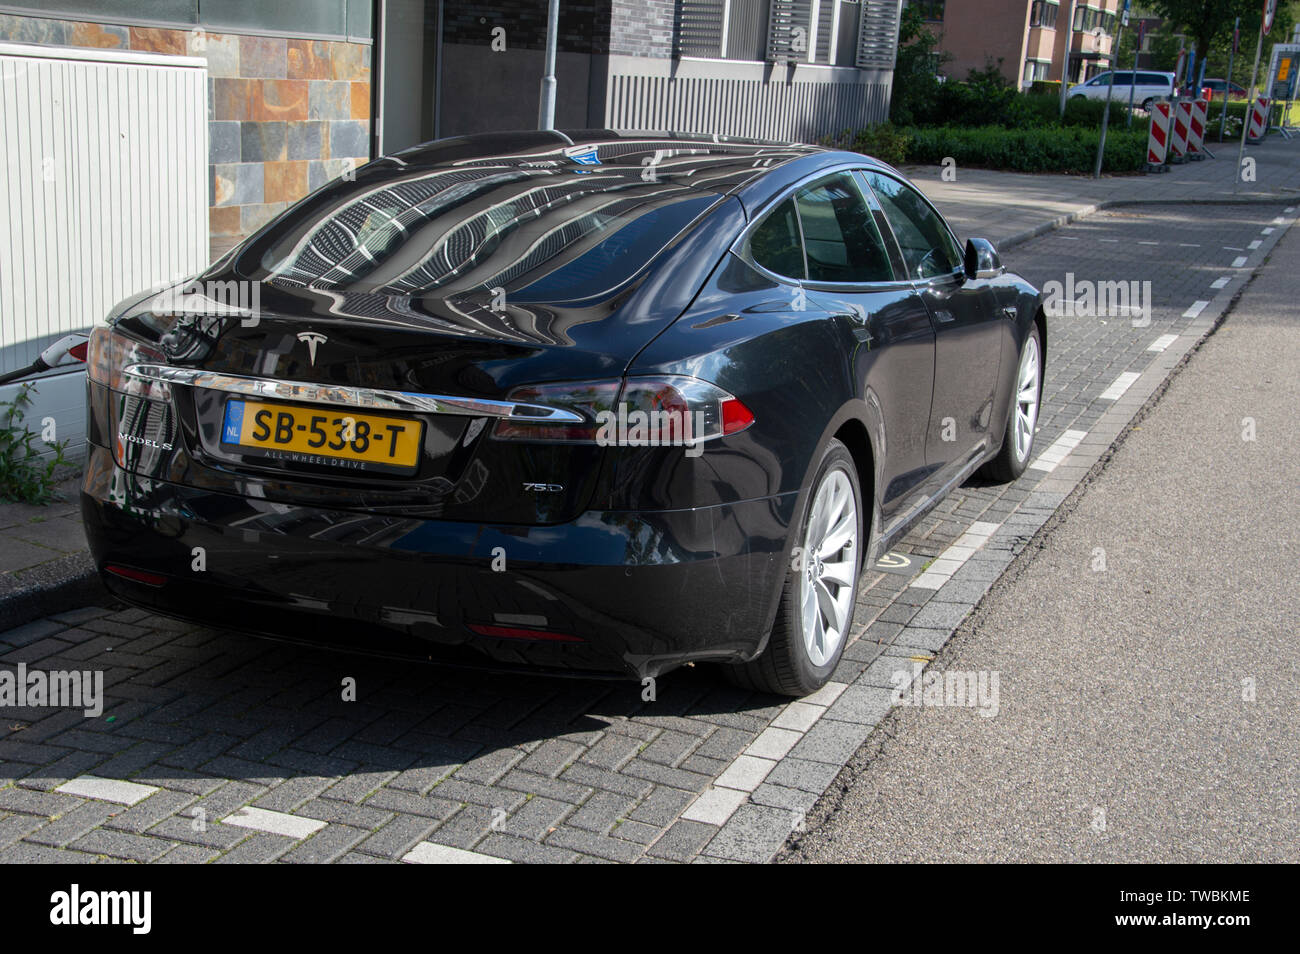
[833,123,912,167]
[1029,80,1062,97]
[902,125,1147,175]
[0,383,70,504]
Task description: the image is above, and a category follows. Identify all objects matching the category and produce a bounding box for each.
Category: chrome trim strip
[123,364,585,424]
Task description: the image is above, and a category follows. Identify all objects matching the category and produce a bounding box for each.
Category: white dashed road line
[1182,300,1210,319]
[403,843,512,864]
[1100,371,1142,401]
[1028,429,1088,473]
[56,776,159,806]
[1148,334,1179,352]
[1211,277,1230,289]
[221,806,327,840]
[911,521,1001,589]
[1233,256,1249,268]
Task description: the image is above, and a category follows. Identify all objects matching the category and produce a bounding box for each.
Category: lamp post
[1095,21,1121,178]
[1060,0,1079,118]
[538,0,560,130]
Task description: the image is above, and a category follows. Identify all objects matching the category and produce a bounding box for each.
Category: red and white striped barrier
[1146,101,1172,170]
[1247,96,1270,143]
[1169,100,1191,163]
[1187,98,1209,159]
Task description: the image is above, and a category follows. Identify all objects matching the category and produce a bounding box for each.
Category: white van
[1066,71,1177,111]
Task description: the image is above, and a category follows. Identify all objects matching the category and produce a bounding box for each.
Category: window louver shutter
[676,0,727,57]
[856,0,902,69]
[767,0,815,64]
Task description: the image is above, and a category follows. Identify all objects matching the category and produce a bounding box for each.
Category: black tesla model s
[83,130,1044,696]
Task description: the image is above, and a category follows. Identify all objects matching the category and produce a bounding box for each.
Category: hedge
[902,125,1148,175]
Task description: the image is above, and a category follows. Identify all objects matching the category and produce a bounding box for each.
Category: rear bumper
[81,445,797,678]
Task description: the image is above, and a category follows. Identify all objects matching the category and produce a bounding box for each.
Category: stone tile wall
[0,13,373,262]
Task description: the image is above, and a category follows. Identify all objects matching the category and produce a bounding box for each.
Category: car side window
[864,172,963,281]
[794,172,894,283]
[746,198,806,280]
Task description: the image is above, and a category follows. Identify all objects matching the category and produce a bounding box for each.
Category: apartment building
[911,0,1123,87]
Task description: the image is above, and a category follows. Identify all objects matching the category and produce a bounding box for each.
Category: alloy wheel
[799,468,858,667]
[1013,334,1041,464]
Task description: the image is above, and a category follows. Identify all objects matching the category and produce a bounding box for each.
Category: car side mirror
[965,238,1003,281]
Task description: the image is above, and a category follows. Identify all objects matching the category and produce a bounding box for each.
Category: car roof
[383,129,889,212]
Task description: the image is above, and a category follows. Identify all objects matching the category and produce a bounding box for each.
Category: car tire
[1071,94,1087,102]
[724,438,863,697]
[980,324,1043,483]
[1141,97,1155,112]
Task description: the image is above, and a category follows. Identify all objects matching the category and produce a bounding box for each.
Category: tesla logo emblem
[296,332,327,365]
[523,482,564,493]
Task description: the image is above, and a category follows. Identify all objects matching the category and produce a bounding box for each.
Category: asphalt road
[782,227,1300,863]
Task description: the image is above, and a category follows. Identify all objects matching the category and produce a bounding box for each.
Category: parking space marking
[911,521,1001,589]
[1147,334,1179,352]
[55,776,159,806]
[682,786,749,825]
[403,843,511,864]
[1248,240,1262,249]
[1100,371,1142,401]
[1182,300,1210,319]
[1211,277,1230,289]
[1028,429,1088,472]
[221,806,327,840]
[1233,256,1249,267]
[715,754,777,793]
[1263,227,1275,235]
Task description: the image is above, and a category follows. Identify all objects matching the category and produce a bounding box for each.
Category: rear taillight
[87,326,170,401]
[492,375,754,447]
[104,564,167,586]
[491,379,620,442]
[468,623,583,643]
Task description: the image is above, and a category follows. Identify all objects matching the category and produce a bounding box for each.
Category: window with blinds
[673,0,901,68]
[855,0,901,69]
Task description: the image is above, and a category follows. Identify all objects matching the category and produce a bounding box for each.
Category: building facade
[911,0,1122,88]
[1,1,904,263]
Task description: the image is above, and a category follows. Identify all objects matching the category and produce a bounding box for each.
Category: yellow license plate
[221,399,423,475]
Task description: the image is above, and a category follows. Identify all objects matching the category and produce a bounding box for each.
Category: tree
[1151,0,1297,82]
[888,5,951,126]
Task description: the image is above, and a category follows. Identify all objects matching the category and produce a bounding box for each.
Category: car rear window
[240,165,718,301]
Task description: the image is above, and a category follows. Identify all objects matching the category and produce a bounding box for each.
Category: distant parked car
[1067,70,1176,111]
[1200,78,1248,101]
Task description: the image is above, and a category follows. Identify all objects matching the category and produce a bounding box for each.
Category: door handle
[1002,305,1018,320]
[934,309,956,323]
